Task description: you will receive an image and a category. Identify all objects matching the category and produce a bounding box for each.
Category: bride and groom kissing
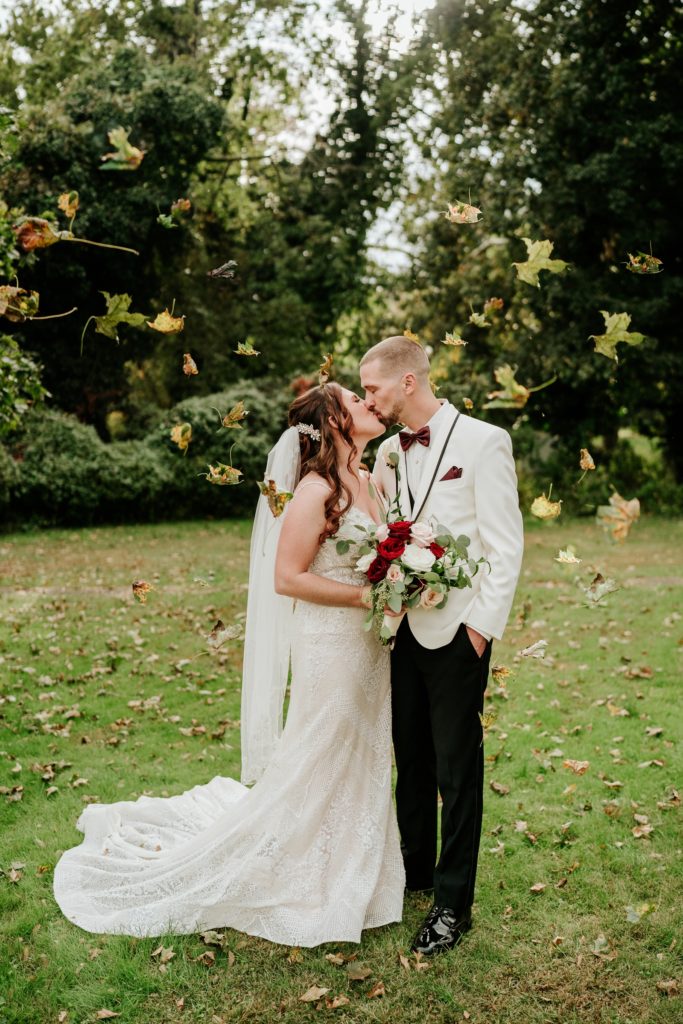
[54,335,524,956]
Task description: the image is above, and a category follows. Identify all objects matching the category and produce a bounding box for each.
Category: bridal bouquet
[336,469,488,645]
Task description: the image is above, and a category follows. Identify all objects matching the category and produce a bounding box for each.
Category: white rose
[410,522,436,548]
[386,564,404,583]
[375,523,390,543]
[420,587,443,609]
[401,543,436,573]
[355,552,375,573]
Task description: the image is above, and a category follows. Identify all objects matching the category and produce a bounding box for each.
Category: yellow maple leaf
[148,309,185,334]
[218,401,248,428]
[513,237,570,287]
[205,464,242,486]
[444,200,482,224]
[531,493,562,520]
[579,448,595,471]
[257,478,294,517]
[57,190,79,220]
[131,580,154,603]
[235,339,260,356]
[403,328,421,345]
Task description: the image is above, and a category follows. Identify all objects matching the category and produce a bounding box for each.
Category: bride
[53,382,405,947]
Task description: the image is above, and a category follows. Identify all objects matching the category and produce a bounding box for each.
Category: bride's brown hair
[288,383,357,542]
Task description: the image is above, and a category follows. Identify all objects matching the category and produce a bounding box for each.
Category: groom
[361,336,524,955]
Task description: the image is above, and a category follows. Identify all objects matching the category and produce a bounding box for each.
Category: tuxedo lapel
[411,403,458,518]
[398,443,413,517]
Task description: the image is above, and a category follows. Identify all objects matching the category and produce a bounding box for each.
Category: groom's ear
[403,372,417,394]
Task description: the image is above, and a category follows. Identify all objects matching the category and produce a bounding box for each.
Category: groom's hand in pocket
[465,625,487,657]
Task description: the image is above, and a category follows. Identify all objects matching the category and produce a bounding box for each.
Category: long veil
[240,427,301,784]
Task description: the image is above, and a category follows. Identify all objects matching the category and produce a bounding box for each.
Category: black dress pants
[391,617,492,912]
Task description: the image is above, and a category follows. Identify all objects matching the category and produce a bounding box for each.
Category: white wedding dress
[53,506,405,946]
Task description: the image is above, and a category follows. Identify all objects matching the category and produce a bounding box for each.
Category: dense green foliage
[0,0,682,523]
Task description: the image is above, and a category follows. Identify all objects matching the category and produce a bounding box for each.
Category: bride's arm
[274,481,370,608]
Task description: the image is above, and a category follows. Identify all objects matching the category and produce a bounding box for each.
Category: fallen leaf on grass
[150,945,175,963]
[326,995,350,1008]
[591,934,617,961]
[367,981,385,998]
[325,951,356,966]
[346,963,372,982]
[131,580,154,604]
[625,903,653,923]
[299,986,330,1002]
[529,882,546,894]
[96,1012,120,1021]
[563,759,590,775]
[656,979,679,997]
[490,781,510,796]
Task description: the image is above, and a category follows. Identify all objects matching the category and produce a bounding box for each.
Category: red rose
[388,520,412,539]
[367,556,390,583]
[377,537,406,560]
[429,542,446,559]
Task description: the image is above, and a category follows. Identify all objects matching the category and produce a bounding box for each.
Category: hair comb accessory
[296,422,321,441]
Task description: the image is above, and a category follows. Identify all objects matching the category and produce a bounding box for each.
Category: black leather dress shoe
[411,905,473,955]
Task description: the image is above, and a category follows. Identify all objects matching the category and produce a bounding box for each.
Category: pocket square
[440,465,463,481]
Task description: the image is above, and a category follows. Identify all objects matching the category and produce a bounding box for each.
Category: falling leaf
[529,882,546,894]
[579,448,595,471]
[148,309,185,334]
[132,580,154,604]
[100,126,145,171]
[491,664,511,685]
[513,237,570,287]
[469,310,490,328]
[597,491,640,542]
[299,986,330,1003]
[207,260,238,279]
[170,422,192,453]
[563,759,590,775]
[205,464,243,486]
[444,200,482,224]
[531,493,562,520]
[235,339,260,356]
[625,902,653,924]
[0,285,40,322]
[518,640,548,658]
[479,710,497,732]
[182,352,198,376]
[367,982,385,999]
[555,547,581,564]
[625,251,662,275]
[207,620,243,651]
[490,780,510,796]
[86,292,147,344]
[218,401,248,429]
[582,573,619,604]
[13,217,61,251]
[484,363,556,410]
[590,311,645,361]
[484,297,504,315]
[462,396,474,410]
[158,199,192,229]
[319,352,334,383]
[257,479,294,518]
[442,331,467,347]
[58,191,79,220]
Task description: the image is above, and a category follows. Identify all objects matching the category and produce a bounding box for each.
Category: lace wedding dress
[53,506,405,946]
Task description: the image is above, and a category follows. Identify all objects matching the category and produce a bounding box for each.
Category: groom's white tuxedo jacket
[373,401,524,650]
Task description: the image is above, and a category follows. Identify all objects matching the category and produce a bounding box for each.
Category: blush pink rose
[420,587,443,609]
[386,564,405,583]
[375,523,390,542]
[410,522,436,548]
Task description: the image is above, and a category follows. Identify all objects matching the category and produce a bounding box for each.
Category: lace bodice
[309,505,377,586]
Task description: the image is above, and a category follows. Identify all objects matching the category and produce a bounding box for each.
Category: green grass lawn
[0,516,681,1024]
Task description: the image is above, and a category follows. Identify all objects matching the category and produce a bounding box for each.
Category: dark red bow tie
[398,425,431,451]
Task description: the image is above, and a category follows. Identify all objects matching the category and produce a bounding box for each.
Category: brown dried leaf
[563,759,590,776]
[131,580,154,604]
[299,986,330,1002]
[182,353,198,376]
[367,981,385,998]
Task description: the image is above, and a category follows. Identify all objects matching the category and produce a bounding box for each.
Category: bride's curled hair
[288,383,357,541]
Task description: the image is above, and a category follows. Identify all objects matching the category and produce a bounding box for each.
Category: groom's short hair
[360,336,431,381]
